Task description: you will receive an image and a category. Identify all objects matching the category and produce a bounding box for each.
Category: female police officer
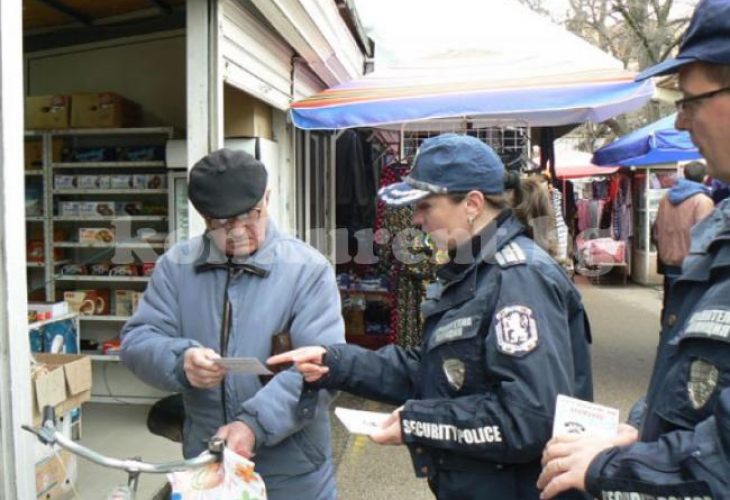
[269,134,593,500]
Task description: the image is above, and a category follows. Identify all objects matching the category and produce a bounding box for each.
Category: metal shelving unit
[56,276,151,283]
[53,161,166,169]
[79,315,130,322]
[53,241,166,249]
[27,127,173,390]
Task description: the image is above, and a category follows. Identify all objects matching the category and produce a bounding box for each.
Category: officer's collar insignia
[494,305,539,357]
[688,359,719,409]
[442,358,466,391]
[494,242,527,268]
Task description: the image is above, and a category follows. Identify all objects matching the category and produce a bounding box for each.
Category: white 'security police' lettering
[432,316,475,345]
[601,492,712,500]
[684,308,730,339]
[401,419,502,445]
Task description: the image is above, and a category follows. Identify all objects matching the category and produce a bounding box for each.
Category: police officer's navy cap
[378,134,505,207]
[636,0,730,81]
[188,148,268,219]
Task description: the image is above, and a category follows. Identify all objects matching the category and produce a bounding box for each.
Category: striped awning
[290,61,655,130]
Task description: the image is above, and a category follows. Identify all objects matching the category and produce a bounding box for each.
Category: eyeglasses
[675,86,730,116]
[208,207,263,229]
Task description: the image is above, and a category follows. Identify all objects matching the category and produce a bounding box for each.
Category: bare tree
[519,0,695,145]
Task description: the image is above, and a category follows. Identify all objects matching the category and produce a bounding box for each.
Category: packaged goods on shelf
[110,175,132,189]
[114,201,143,215]
[115,290,142,316]
[54,175,76,189]
[58,201,81,217]
[120,145,164,161]
[63,289,110,316]
[63,146,119,163]
[79,201,115,217]
[79,227,115,244]
[25,185,43,215]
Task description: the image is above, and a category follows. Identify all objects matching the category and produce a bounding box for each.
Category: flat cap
[188,148,268,219]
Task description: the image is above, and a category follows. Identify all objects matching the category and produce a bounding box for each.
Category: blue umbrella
[592,113,701,166]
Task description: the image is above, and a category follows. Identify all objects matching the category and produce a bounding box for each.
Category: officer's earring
[467,216,475,228]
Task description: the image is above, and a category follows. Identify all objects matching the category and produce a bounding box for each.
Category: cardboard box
[224,85,272,139]
[35,449,76,500]
[70,92,141,129]
[25,140,64,170]
[26,95,71,130]
[32,353,91,426]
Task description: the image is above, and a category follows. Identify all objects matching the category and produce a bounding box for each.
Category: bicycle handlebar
[22,406,223,474]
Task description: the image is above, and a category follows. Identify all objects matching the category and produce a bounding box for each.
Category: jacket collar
[436,210,525,285]
[194,219,280,277]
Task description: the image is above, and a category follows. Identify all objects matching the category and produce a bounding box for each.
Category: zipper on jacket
[219,267,235,421]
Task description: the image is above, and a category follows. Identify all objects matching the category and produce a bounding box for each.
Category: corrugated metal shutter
[220,0,293,110]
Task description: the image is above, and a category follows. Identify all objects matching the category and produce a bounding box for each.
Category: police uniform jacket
[586,200,730,499]
[310,212,593,500]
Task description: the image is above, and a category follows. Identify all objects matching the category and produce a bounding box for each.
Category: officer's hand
[537,434,614,499]
[184,347,227,389]
[615,423,639,446]
[267,347,328,383]
[215,421,255,459]
[370,407,404,446]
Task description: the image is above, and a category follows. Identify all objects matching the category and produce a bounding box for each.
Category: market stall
[290,0,655,346]
[592,113,701,284]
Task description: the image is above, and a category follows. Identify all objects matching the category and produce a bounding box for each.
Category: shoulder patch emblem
[688,359,719,409]
[494,242,527,268]
[494,305,538,356]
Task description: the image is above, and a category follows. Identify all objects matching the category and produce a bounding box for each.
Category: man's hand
[215,421,256,459]
[184,347,226,389]
[370,407,404,446]
[267,346,328,383]
[537,426,639,499]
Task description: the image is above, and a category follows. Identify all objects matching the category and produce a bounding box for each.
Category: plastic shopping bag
[168,448,267,500]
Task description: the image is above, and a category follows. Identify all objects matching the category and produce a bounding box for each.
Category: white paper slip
[552,394,619,438]
[334,407,391,436]
[213,357,273,375]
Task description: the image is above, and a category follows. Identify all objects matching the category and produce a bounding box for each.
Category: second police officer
[539,1,730,498]
[270,134,594,500]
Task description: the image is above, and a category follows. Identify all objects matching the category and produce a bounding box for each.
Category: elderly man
[120,148,344,500]
[538,1,730,498]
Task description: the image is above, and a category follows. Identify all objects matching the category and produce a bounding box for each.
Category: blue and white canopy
[290,0,654,131]
[592,113,701,167]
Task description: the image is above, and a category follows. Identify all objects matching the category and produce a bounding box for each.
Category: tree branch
[612,1,659,63]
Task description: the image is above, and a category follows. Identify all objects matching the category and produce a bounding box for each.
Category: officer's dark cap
[188,148,268,219]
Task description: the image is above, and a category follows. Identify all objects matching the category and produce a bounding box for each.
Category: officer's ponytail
[446,173,557,257]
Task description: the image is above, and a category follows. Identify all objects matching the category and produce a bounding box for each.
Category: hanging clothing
[376,161,436,348]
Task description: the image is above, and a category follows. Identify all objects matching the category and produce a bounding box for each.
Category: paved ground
[73,275,663,499]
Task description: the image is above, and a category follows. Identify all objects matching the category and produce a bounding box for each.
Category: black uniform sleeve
[399,264,588,464]
[585,388,730,499]
[313,343,422,405]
